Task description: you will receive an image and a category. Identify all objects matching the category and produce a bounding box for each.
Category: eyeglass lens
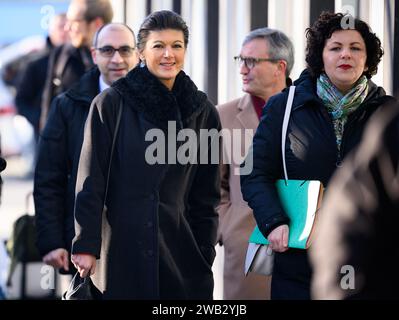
[235,56,255,69]
[98,46,134,57]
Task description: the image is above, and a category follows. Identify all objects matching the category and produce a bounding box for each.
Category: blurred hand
[43,248,69,271]
[267,225,289,253]
[71,254,96,278]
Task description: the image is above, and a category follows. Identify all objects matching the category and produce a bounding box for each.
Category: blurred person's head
[92,23,138,85]
[236,28,294,101]
[306,12,383,93]
[65,0,113,48]
[137,10,189,90]
[48,13,69,46]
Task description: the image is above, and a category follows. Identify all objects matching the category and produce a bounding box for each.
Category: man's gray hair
[243,27,294,77]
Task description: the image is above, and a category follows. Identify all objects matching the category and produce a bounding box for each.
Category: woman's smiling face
[140,29,186,90]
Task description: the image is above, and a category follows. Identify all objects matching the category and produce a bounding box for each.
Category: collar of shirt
[99,75,110,92]
[251,95,266,120]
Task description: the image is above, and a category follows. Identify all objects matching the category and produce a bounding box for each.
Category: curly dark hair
[305,11,383,79]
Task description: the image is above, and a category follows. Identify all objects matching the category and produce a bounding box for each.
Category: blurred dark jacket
[15,37,55,137]
[40,43,94,130]
[311,102,399,300]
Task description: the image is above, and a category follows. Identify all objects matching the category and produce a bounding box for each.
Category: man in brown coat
[216,27,294,299]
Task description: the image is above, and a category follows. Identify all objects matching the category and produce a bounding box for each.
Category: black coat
[241,69,395,299]
[34,67,100,267]
[15,37,55,136]
[72,66,221,299]
[15,52,49,135]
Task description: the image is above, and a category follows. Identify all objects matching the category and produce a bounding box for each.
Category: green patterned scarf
[317,73,368,152]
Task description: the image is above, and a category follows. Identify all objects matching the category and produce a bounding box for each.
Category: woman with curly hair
[241,11,396,299]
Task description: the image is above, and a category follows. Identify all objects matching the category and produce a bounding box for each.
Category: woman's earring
[140,60,146,68]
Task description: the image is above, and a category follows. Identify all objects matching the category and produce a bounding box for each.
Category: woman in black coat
[241,12,396,300]
[71,11,221,299]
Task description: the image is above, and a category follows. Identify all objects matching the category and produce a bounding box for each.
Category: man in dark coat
[311,102,399,300]
[15,13,69,140]
[39,0,113,131]
[34,23,138,274]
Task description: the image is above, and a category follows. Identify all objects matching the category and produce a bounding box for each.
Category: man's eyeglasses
[234,55,280,69]
[96,46,135,57]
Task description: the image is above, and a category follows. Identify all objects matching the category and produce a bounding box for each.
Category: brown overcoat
[217,94,271,300]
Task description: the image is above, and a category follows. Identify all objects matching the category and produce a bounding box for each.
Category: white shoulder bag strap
[281,86,296,183]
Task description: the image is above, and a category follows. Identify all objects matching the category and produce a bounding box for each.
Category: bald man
[34,23,139,275]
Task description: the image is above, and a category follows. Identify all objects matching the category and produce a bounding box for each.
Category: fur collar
[112,65,209,129]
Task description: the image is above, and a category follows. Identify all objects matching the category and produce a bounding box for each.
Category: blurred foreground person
[311,102,399,300]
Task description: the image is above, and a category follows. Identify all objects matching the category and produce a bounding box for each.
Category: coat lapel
[236,94,259,131]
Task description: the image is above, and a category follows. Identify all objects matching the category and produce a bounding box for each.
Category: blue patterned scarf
[317,73,368,151]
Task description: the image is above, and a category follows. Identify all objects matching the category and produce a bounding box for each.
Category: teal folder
[249,180,324,249]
